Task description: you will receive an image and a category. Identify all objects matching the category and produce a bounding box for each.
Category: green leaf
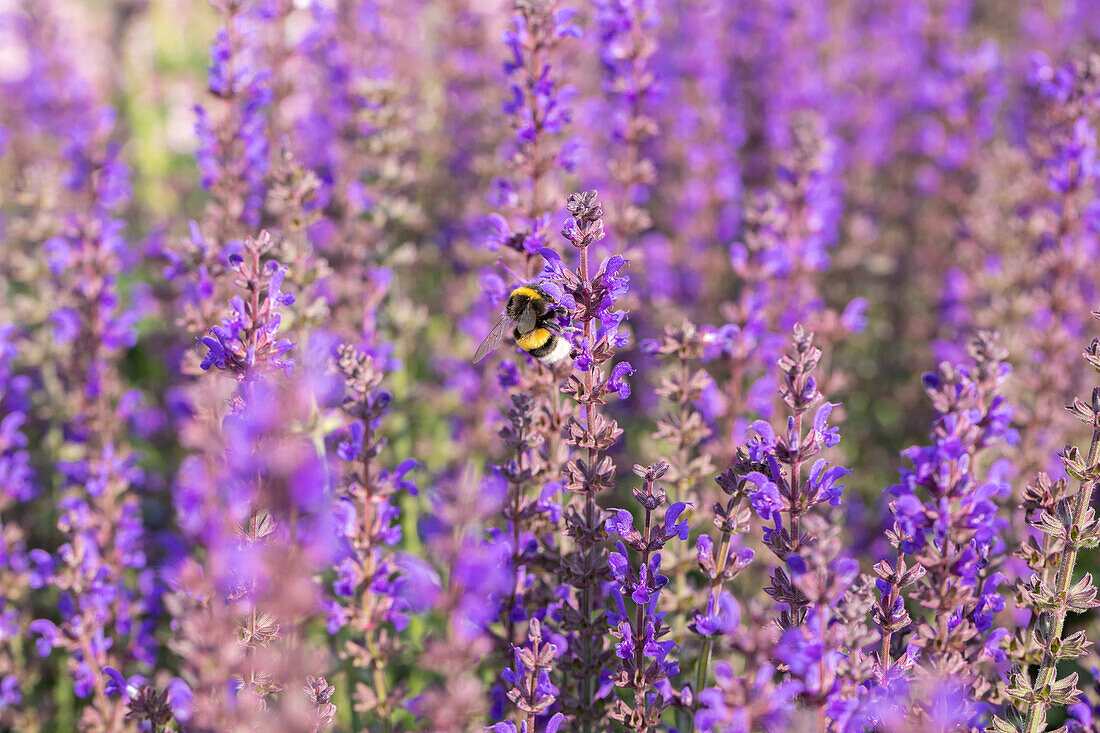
[1048,672,1081,706]
[1055,630,1092,660]
[1066,573,1099,614]
[987,715,1020,733]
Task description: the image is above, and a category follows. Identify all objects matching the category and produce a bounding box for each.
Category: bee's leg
[544,321,580,335]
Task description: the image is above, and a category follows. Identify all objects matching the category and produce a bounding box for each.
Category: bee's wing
[473,314,513,363]
[518,303,538,334]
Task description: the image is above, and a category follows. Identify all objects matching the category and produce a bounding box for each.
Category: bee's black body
[504,287,552,323]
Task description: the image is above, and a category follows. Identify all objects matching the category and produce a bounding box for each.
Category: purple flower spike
[875,333,1016,725]
[605,508,634,536]
[603,460,684,725]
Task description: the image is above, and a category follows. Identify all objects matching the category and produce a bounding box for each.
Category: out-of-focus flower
[878,333,1015,725]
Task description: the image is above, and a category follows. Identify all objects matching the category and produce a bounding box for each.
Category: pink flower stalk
[327,343,419,730]
[485,0,582,278]
[590,0,661,245]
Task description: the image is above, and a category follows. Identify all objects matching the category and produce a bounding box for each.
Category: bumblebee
[473,286,572,365]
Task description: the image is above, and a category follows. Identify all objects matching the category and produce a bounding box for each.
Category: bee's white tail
[539,338,573,365]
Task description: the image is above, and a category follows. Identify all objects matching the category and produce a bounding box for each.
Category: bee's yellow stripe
[510,286,542,300]
[516,328,551,351]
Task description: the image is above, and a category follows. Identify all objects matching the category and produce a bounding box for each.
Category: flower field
[2,1,1100,731]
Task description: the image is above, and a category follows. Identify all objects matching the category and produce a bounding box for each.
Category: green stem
[789,409,805,545]
[877,583,898,685]
[672,359,692,619]
[581,491,594,733]
[633,509,653,729]
[578,236,598,733]
[815,603,829,733]
[695,530,732,693]
[1024,424,1100,733]
[365,632,393,733]
[344,653,360,733]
